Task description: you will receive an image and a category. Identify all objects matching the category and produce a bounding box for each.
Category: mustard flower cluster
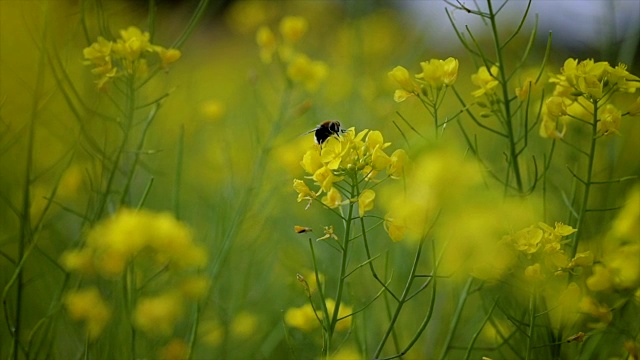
[500,222,594,282]
[61,208,209,339]
[256,16,328,91]
[388,57,459,102]
[293,127,407,216]
[83,26,181,89]
[540,58,640,138]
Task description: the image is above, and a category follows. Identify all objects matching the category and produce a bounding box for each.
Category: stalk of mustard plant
[292,127,407,357]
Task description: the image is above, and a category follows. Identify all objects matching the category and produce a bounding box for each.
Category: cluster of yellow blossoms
[83,26,181,89]
[540,58,640,138]
[293,128,407,217]
[388,57,459,102]
[61,208,209,339]
[500,222,591,281]
[256,16,327,91]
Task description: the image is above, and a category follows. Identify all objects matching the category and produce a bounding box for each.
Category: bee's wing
[299,126,318,137]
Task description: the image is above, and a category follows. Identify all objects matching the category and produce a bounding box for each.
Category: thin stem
[570,98,599,258]
[487,0,524,194]
[438,277,474,360]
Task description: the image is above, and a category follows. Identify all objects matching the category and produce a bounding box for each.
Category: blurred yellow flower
[545,96,568,117]
[284,303,318,332]
[152,45,182,68]
[325,298,352,331]
[256,26,277,63]
[65,208,206,278]
[508,226,542,254]
[286,53,328,92]
[199,320,224,346]
[586,264,612,292]
[200,99,226,121]
[387,149,408,179]
[83,26,180,88]
[358,189,375,217]
[471,65,499,97]
[279,16,308,43]
[64,287,111,340]
[579,296,612,328]
[60,248,95,275]
[597,104,622,136]
[383,213,406,242]
[133,292,184,336]
[158,338,188,360]
[230,311,259,339]
[524,263,545,282]
[179,276,210,300]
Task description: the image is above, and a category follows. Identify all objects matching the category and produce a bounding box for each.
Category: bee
[305,120,343,144]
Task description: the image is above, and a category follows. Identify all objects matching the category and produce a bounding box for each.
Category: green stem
[328,200,355,339]
[374,234,428,359]
[438,277,474,360]
[487,0,524,194]
[525,289,537,360]
[570,98,599,258]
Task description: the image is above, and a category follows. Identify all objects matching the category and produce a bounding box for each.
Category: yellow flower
[256,26,277,63]
[317,225,339,241]
[133,292,184,336]
[112,26,153,63]
[286,54,328,92]
[524,263,545,282]
[471,65,499,97]
[383,213,406,242]
[387,149,408,179]
[325,298,352,332]
[607,243,640,289]
[152,45,182,68]
[64,287,111,340]
[388,66,415,92]
[508,225,543,254]
[279,16,308,43]
[301,149,323,174]
[284,303,318,332]
[545,96,568,117]
[416,57,459,88]
[60,248,95,275]
[230,311,258,339]
[442,57,459,86]
[322,187,343,208]
[586,264,612,292]
[293,179,316,203]
[320,137,345,170]
[179,276,210,300]
[579,296,612,328]
[388,66,417,102]
[83,208,205,277]
[200,99,226,121]
[597,104,622,136]
[358,189,376,217]
[515,76,538,101]
[568,251,594,269]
